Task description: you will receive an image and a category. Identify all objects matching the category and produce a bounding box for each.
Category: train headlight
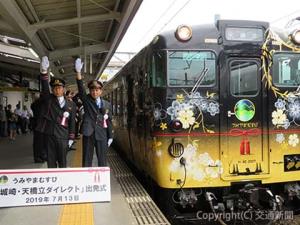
[168,142,184,158]
[294,156,300,169]
[170,120,183,132]
[285,156,295,170]
[175,25,192,42]
[291,29,300,44]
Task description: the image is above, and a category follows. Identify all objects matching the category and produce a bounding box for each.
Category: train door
[221,58,269,179]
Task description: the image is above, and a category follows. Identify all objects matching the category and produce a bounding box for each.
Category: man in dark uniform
[35,56,76,168]
[72,93,83,139]
[31,96,47,163]
[75,58,113,167]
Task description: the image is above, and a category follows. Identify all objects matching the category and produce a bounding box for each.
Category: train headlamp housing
[170,120,183,132]
[284,154,300,171]
[175,25,192,42]
[168,141,184,158]
[291,29,300,45]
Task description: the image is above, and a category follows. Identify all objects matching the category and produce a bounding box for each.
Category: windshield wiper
[190,67,209,94]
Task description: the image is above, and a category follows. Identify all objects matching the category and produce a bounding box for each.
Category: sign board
[0,167,110,207]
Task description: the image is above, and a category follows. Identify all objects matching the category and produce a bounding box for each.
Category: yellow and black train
[103,19,300,221]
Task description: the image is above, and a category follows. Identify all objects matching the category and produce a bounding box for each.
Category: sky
[116,0,300,53]
[103,0,300,77]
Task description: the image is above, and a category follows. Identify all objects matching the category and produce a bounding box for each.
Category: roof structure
[0,0,142,87]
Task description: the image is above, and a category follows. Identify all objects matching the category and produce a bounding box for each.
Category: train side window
[273,53,300,87]
[151,51,166,87]
[114,89,118,116]
[110,92,113,113]
[118,87,123,116]
[112,90,118,116]
[230,61,259,96]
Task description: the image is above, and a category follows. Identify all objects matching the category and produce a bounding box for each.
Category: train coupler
[239,184,283,211]
[177,189,198,208]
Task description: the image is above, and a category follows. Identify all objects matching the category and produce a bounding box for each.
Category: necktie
[58,97,65,108]
[96,98,101,109]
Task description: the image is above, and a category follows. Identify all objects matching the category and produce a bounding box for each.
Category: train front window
[168,51,216,86]
[273,53,300,87]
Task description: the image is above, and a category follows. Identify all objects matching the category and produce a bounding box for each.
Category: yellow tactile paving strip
[59,138,94,225]
[59,203,94,225]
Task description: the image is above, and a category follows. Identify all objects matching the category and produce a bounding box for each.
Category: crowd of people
[0,103,33,140]
[1,57,113,169]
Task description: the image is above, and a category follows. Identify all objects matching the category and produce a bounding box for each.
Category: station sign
[0,167,110,207]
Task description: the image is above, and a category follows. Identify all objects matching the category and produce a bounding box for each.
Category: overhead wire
[137,0,179,45]
[157,0,192,34]
[271,9,300,24]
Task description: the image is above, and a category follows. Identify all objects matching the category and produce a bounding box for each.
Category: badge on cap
[88,80,103,89]
[54,79,60,85]
[50,78,65,87]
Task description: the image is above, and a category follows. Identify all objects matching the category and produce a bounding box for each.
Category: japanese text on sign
[0,167,110,207]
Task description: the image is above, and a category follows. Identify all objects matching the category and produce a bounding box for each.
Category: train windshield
[168,50,216,86]
[273,53,300,87]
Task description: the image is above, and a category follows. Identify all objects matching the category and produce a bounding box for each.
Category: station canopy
[0,0,142,88]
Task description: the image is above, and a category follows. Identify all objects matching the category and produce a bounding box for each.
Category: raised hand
[40,56,49,74]
[75,58,83,73]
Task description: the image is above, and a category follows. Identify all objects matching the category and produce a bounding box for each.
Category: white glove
[75,58,83,73]
[40,56,49,74]
[68,140,74,148]
[107,138,113,147]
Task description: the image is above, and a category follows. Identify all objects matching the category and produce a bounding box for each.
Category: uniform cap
[50,78,65,87]
[88,80,103,89]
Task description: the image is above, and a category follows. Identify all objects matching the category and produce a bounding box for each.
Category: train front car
[148,23,224,216]
[104,19,300,223]
[147,20,300,222]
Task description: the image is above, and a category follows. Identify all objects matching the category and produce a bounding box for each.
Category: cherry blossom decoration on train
[153,91,220,133]
[261,28,300,148]
[273,93,300,147]
[169,144,223,181]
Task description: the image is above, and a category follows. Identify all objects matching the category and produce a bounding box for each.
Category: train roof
[103,20,272,88]
[151,20,270,49]
[152,24,218,49]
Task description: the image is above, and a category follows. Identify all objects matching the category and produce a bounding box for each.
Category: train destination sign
[0,167,110,207]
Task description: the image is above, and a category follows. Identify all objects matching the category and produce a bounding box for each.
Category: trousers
[46,135,68,168]
[82,133,108,167]
[33,131,47,161]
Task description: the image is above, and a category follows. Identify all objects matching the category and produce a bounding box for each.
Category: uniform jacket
[77,79,112,141]
[35,74,76,140]
[31,98,42,129]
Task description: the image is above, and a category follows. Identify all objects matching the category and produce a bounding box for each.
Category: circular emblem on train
[234,99,255,122]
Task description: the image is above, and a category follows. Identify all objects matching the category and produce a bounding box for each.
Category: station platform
[0,134,170,225]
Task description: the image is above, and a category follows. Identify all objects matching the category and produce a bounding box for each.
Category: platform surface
[0,134,138,225]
